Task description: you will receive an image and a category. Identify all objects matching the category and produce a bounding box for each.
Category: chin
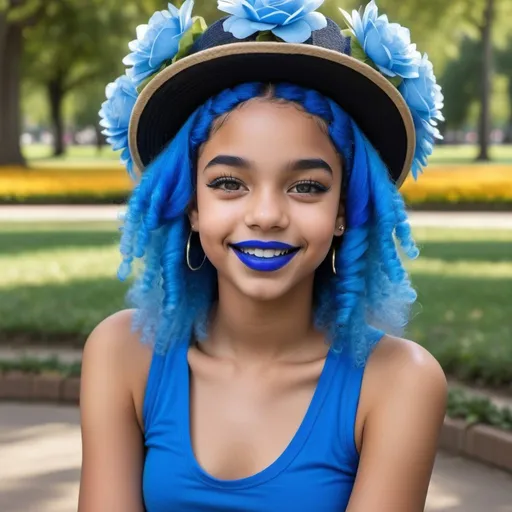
[227,270,313,303]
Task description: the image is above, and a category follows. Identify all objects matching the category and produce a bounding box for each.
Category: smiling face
[190,98,345,302]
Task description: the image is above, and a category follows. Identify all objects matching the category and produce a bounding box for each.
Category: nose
[244,186,289,232]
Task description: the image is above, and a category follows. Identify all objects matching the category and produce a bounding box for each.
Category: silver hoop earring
[338,224,345,235]
[186,231,206,271]
[332,246,337,276]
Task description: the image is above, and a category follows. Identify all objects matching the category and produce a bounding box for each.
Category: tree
[22,0,134,156]
[0,1,45,167]
[476,0,495,160]
[496,39,512,142]
[439,37,481,131]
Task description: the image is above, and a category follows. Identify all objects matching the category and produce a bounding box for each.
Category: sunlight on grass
[1,222,511,384]
[0,246,120,287]
[430,145,512,164]
[407,259,512,278]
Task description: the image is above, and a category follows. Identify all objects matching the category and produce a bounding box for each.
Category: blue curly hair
[118,82,418,367]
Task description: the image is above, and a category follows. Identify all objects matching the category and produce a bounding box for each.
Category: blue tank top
[142,328,384,511]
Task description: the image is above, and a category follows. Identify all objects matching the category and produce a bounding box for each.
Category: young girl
[79,1,447,510]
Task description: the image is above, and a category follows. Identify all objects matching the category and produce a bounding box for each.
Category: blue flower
[399,54,444,178]
[340,0,419,79]
[99,75,139,179]
[123,0,194,87]
[218,0,327,44]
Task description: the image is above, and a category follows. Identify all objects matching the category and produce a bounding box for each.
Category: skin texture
[78,100,447,511]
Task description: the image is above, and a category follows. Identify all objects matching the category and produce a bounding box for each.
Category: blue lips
[230,240,300,272]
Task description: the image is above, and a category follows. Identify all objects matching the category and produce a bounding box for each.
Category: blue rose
[399,54,444,178]
[340,0,419,79]
[218,0,327,44]
[123,0,194,87]
[99,75,139,178]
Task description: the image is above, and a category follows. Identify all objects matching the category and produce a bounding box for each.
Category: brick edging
[439,417,512,473]
[0,372,80,404]
[1,374,511,473]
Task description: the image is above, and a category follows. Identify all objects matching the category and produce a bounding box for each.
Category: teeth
[239,248,291,258]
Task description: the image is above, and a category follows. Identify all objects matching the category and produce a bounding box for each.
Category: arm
[78,311,146,512]
[347,341,448,512]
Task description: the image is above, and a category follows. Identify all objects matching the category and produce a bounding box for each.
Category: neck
[205,276,322,362]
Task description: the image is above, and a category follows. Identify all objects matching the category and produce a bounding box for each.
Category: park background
[1,1,512,502]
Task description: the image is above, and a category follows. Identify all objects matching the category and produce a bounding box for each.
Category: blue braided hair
[118,82,418,366]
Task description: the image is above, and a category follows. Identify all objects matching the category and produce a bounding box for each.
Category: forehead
[201,99,338,162]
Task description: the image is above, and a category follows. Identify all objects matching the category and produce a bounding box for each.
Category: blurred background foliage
[0,0,511,165]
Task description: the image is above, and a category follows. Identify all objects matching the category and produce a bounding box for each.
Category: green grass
[1,222,511,386]
[405,228,512,387]
[21,144,512,167]
[0,222,127,343]
[428,145,512,165]
[23,144,119,163]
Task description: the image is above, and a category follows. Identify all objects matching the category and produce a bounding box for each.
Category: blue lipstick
[230,240,300,272]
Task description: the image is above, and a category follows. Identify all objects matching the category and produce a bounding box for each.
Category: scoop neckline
[181,341,340,490]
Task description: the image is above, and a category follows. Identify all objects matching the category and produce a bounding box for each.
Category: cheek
[291,198,339,246]
[195,185,235,256]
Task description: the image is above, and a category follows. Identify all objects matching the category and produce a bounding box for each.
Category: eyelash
[290,180,330,194]
[206,175,244,192]
[206,175,330,195]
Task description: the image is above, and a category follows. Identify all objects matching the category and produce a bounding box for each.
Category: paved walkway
[1,205,512,229]
[0,403,511,512]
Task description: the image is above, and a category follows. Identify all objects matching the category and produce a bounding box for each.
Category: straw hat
[100,1,444,188]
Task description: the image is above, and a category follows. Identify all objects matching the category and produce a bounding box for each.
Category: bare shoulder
[347,335,448,511]
[78,309,153,511]
[365,334,447,397]
[82,309,153,428]
[356,334,447,449]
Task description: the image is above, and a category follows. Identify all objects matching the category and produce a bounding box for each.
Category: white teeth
[239,248,291,258]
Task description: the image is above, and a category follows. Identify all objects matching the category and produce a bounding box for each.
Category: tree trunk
[503,80,512,144]
[48,76,66,157]
[94,123,105,154]
[0,20,26,167]
[476,0,495,161]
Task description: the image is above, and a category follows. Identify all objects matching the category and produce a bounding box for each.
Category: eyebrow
[204,155,333,175]
[204,155,249,170]
[289,158,333,175]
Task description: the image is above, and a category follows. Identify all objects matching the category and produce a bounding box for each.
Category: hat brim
[129,42,415,188]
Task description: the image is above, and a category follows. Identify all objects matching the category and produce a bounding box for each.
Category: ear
[188,198,199,232]
[334,198,346,237]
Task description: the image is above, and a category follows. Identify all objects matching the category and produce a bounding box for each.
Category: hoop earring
[186,231,206,271]
[332,224,345,276]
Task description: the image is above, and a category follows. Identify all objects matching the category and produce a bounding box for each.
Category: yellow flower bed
[0,163,511,204]
[401,165,512,204]
[0,164,133,201]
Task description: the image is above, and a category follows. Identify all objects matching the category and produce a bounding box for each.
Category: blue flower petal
[99,75,138,178]
[228,17,260,38]
[306,0,325,11]
[217,0,247,17]
[343,1,419,80]
[219,0,326,41]
[303,11,327,31]
[272,19,311,43]
[260,10,291,25]
[149,26,181,68]
[124,1,194,87]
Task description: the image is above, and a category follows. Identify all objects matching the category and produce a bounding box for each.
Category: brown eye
[206,176,246,193]
[289,180,329,195]
[223,181,241,191]
[295,183,314,194]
